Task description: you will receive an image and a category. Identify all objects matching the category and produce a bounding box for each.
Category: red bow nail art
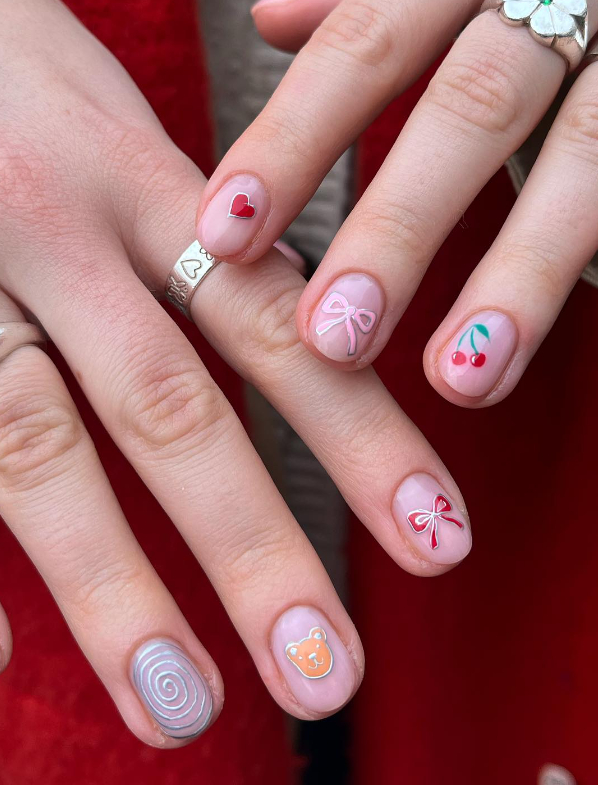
[407,494,464,550]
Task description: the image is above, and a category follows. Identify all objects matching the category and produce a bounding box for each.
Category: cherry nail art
[440,311,517,398]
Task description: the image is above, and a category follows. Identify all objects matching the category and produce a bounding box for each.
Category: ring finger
[0,293,222,747]
[425,52,598,405]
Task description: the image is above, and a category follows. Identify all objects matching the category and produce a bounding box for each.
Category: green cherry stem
[456,323,490,356]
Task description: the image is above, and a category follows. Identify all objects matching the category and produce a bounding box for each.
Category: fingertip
[0,605,12,673]
[252,0,339,53]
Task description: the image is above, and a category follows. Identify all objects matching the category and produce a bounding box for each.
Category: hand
[197,0,598,407]
[0,0,472,745]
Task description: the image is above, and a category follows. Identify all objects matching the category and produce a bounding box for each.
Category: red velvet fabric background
[0,1,596,784]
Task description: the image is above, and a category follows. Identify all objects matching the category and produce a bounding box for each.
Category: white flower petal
[550,5,577,34]
[554,0,586,17]
[530,4,556,37]
[503,0,540,20]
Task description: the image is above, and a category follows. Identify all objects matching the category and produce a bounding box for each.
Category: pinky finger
[251,0,340,52]
[425,62,598,407]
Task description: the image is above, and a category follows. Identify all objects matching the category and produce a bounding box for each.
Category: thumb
[251,0,341,52]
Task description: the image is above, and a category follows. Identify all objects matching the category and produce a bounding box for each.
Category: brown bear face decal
[285,627,334,679]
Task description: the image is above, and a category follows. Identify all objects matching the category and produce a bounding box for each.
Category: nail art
[196,174,268,257]
[393,474,471,565]
[131,639,212,739]
[272,606,358,713]
[311,273,383,363]
[228,192,256,219]
[407,494,464,551]
[439,310,517,398]
[286,627,333,679]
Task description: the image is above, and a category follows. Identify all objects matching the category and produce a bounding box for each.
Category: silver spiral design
[132,640,212,738]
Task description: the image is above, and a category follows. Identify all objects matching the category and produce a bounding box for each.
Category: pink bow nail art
[407,494,464,551]
[315,292,377,357]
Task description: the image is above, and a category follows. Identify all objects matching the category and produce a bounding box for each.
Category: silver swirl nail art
[132,640,212,739]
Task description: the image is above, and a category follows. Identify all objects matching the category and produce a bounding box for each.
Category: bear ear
[310,626,326,641]
[286,643,299,658]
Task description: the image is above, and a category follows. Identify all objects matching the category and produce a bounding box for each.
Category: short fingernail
[439,310,517,398]
[272,606,359,714]
[131,638,213,739]
[392,473,472,565]
[310,273,384,363]
[197,174,269,258]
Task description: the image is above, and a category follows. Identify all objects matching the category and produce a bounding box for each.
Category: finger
[297,9,585,367]
[252,0,341,52]
[425,59,598,406]
[0,307,222,746]
[127,157,472,578]
[195,0,480,263]
[4,236,363,720]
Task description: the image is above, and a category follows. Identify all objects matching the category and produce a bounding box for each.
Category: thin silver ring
[480,0,588,72]
[0,322,46,364]
[164,240,221,318]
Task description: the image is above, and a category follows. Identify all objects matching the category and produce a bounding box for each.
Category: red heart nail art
[229,192,256,219]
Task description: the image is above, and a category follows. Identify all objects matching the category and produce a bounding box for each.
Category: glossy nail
[392,473,471,565]
[196,174,268,258]
[439,310,517,398]
[131,638,213,739]
[310,273,383,363]
[272,606,358,714]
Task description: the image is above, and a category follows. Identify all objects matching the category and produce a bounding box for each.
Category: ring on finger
[0,322,46,362]
[164,240,221,317]
[481,0,588,71]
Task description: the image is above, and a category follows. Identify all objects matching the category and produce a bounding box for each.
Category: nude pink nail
[310,273,384,362]
[392,474,471,565]
[271,606,358,714]
[197,175,269,258]
[439,310,517,398]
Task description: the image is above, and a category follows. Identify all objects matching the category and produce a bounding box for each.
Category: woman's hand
[197,0,598,407]
[0,0,472,746]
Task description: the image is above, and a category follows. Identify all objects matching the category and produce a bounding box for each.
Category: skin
[200,0,598,408]
[0,0,471,745]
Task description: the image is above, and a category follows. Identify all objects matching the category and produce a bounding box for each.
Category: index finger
[195,0,479,263]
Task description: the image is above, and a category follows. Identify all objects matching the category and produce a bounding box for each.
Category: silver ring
[481,0,588,72]
[0,322,46,364]
[164,240,221,318]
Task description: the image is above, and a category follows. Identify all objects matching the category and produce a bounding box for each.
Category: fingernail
[392,473,472,565]
[197,174,269,258]
[131,638,213,739]
[439,310,517,398]
[309,273,384,363]
[252,0,291,9]
[271,606,358,714]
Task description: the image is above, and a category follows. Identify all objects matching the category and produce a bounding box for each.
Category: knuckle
[427,53,520,137]
[59,553,146,618]
[246,108,317,171]
[122,357,229,453]
[241,283,305,368]
[556,98,598,165]
[359,197,431,263]
[0,351,84,491]
[311,0,397,70]
[499,237,565,298]
[216,520,299,592]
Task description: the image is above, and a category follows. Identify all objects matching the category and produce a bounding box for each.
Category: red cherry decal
[452,351,466,365]
[229,193,256,219]
[471,353,486,367]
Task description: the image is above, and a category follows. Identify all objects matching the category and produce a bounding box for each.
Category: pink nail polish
[310,273,383,363]
[197,175,269,258]
[392,474,471,565]
[271,606,358,714]
[439,310,517,398]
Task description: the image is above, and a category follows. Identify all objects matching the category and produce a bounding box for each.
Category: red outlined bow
[407,494,464,550]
